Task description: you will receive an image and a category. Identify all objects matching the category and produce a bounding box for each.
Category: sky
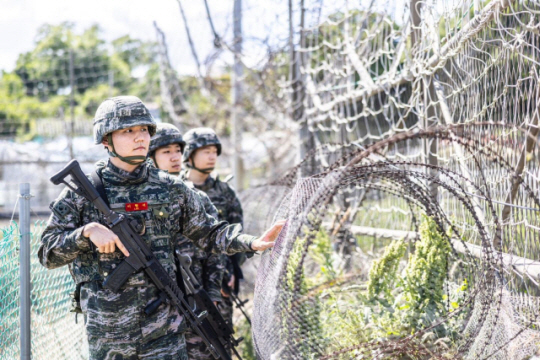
[0,0,293,75]
[0,0,411,76]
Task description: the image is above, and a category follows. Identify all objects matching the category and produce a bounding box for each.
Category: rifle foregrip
[103,260,136,293]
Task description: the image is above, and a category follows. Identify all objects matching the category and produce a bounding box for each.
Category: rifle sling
[174,257,188,303]
[91,169,110,207]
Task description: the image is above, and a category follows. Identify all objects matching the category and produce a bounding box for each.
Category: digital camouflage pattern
[175,183,225,303]
[149,123,224,303]
[185,174,246,286]
[182,127,222,163]
[149,123,186,156]
[38,159,255,359]
[93,96,156,145]
[181,170,246,359]
[85,331,188,360]
[150,123,226,360]
[186,174,243,227]
[159,126,231,359]
[82,282,188,360]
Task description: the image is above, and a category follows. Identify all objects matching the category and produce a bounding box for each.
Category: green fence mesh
[0,220,88,360]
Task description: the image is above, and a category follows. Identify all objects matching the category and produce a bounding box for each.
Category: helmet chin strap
[106,133,147,165]
[152,153,181,176]
[186,156,214,174]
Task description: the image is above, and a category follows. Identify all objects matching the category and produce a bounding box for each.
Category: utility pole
[231,0,244,190]
[19,183,31,360]
[288,0,296,124]
[108,69,114,98]
[154,21,198,131]
[68,48,75,160]
[410,0,438,200]
[176,0,205,91]
[290,0,313,176]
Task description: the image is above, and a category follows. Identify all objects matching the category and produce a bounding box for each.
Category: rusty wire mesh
[243,0,540,358]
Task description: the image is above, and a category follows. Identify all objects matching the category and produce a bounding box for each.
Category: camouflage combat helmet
[149,123,186,157]
[183,127,222,174]
[93,96,156,165]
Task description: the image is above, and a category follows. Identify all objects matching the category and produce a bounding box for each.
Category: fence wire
[0,221,87,360]
[246,0,540,359]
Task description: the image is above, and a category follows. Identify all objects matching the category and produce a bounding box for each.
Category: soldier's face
[191,145,218,168]
[154,143,183,174]
[106,125,151,157]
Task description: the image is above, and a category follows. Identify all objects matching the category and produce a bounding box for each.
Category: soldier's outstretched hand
[251,219,286,252]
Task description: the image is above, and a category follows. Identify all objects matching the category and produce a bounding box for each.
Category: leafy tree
[0,71,65,139]
[14,23,109,97]
[1,22,160,140]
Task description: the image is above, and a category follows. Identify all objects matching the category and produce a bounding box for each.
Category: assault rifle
[176,252,244,356]
[50,159,243,360]
[221,282,252,326]
[222,254,252,326]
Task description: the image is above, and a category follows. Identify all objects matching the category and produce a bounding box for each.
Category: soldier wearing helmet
[148,122,186,175]
[182,127,247,354]
[94,95,157,165]
[39,96,284,360]
[150,123,227,360]
[182,127,223,174]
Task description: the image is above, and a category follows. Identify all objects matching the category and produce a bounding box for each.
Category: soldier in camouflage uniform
[148,123,185,177]
[181,128,247,353]
[38,96,283,360]
[149,123,226,360]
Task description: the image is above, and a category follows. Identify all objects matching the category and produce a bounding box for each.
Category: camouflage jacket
[177,180,225,303]
[38,159,255,343]
[180,171,246,284]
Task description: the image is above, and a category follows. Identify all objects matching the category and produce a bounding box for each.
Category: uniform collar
[182,171,216,192]
[180,170,213,190]
[196,175,216,192]
[98,158,150,185]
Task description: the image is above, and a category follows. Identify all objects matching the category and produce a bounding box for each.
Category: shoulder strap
[215,175,234,193]
[213,175,225,190]
[91,169,110,207]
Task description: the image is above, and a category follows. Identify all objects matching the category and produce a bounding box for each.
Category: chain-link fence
[0,216,87,359]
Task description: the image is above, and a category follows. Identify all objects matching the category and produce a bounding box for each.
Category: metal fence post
[19,183,31,360]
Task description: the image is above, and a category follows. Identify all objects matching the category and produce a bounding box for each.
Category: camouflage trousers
[217,296,233,325]
[185,298,234,359]
[88,331,188,360]
[81,280,188,360]
[184,330,214,360]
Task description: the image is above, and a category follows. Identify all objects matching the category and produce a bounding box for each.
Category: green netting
[0,220,88,360]
[0,222,20,359]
